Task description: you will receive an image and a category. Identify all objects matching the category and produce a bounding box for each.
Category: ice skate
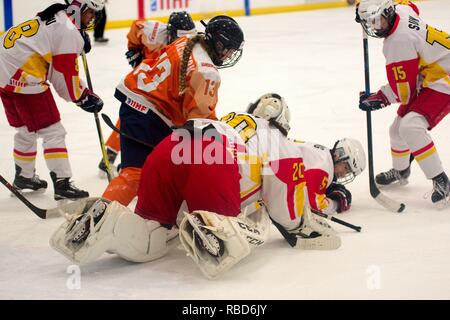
[12,165,47,195]
[431,172,450,209]
[376,167,410,186]
[64,199,108,250]
[98,148,118,178]
[51,172,89,201]
[185,213,225,258]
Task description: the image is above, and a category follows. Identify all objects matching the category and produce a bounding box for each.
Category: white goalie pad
[50,199,169,264]
[179,208,271,280]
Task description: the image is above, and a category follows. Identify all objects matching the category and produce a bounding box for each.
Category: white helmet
[358,0,396,38]
[332,138,366,184]
[247,93,291,135]
[66,0,105,12]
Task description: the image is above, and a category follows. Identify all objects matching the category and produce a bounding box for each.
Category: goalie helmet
[204,15,244,69]
[167,11,196,44]
[358,0,396,38]
[332,138,366,184]
[247,93,291,135]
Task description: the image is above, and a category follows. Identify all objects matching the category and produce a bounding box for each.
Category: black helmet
[167,11,196,43]
[203,15,244,69]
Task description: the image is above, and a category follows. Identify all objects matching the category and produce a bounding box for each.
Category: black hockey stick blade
[101,113,155,149]
[0,174,47,219]
[313,210,362,232]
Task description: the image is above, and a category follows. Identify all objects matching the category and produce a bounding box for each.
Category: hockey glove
[125,49,143,68]
[359,90,390,111]
[80,30,91,54]
[326,183,352,213]
[75,90,103,113]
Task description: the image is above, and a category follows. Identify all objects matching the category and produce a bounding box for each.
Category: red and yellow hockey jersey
[116,36,219,127]
[380,4,450,105]
[0,11,86,101]
[293,141,340,215]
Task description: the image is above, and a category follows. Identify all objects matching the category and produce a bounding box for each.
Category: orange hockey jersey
[127,20,197,62]
[116,36,219,127]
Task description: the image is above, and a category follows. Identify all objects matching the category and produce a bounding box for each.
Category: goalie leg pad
[50,200,169,264]
[179,211,251,280]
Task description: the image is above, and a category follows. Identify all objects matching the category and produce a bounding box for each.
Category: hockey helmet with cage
[247,93,291,136]
[331,138,366,185]
[64,0,105,29]
[358,0,396,38]
[167,11,196,44]
[203,15,244,69]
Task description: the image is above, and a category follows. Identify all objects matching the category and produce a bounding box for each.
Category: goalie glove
[326,183,352,213]
[359,90,390,111]
[125,49,143,68]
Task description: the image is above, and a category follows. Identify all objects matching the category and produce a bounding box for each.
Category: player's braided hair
[179,34,214,94]
[37,3,69,21]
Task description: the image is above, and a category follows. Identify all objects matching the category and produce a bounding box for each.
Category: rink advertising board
[1,0,350,32]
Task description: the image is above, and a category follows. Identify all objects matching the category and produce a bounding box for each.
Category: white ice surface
[0,0,449,300]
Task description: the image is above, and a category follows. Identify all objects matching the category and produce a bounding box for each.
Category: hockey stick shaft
[81,52,113,182]
[0,174,47,219]
[362,29,406,213]
[101,113,156,149]
[313,211,361,232]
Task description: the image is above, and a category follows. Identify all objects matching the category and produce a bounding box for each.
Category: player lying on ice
[50,94,365,279]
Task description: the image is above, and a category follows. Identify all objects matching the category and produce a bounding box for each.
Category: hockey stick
[101,113,156,149]
[0,174,47,219]
[362,29,406,213]
[81,52,113,182]
[313,211,361,232]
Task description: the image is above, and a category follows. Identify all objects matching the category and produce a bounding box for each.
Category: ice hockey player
[0,0,105,200]
[50,94,342,280]
[99,11,197,175]
[101,15,245,206]
[247,93,366,215]
[357,0,450,207]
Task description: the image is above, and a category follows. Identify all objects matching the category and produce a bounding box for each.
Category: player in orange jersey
[101,15,244,206]
[99,12,197,176]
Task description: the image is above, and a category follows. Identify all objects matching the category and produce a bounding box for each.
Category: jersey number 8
[3,20,40,49]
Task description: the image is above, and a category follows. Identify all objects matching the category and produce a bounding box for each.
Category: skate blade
[10,188,46,197]
[376,179,409,189]
[435,198,449,210]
